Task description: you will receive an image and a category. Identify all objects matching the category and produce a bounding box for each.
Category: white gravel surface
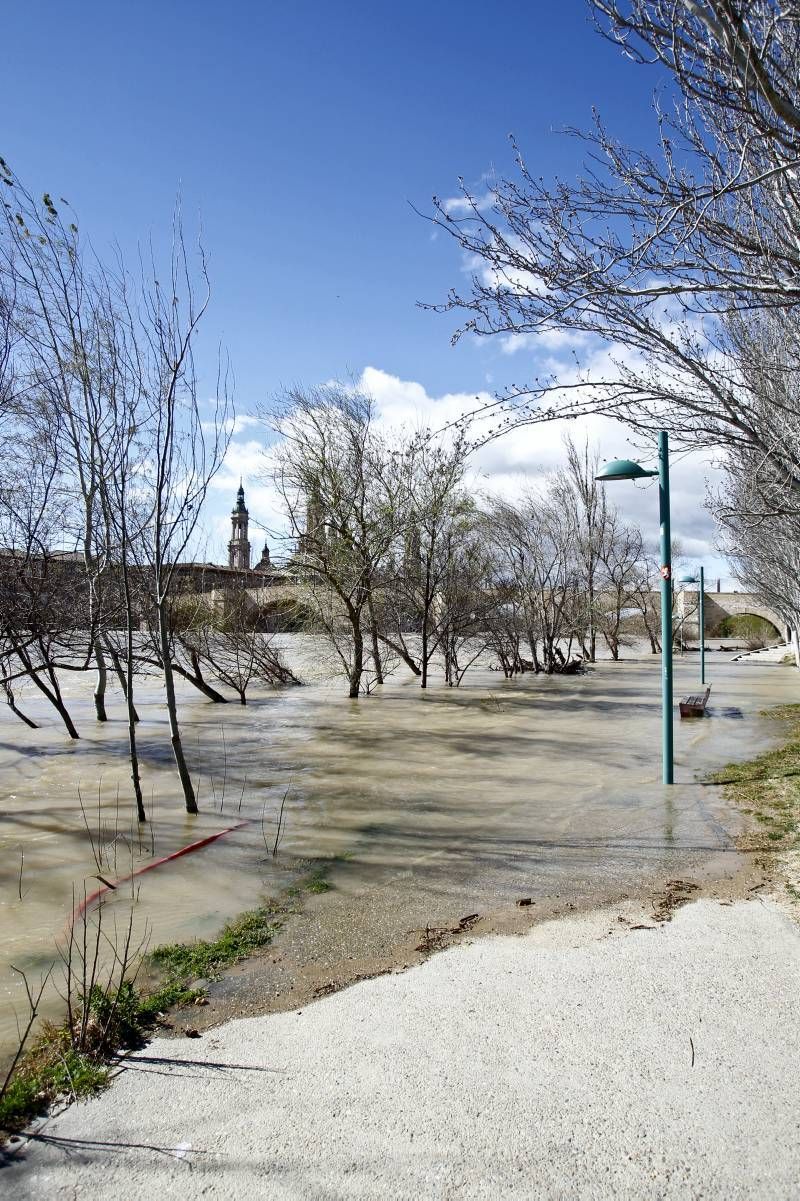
[5,898,800,1200]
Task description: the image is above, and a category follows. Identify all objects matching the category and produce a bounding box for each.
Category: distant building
[0,482,293,632]
[228,481,252,569]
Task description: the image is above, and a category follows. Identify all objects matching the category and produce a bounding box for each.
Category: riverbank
[709,703,800,909]
[4,649,785,1057]
[4,894,799,1199]
[2,653,798,1166]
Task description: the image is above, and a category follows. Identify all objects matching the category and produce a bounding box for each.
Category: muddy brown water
[0,641,795,1060]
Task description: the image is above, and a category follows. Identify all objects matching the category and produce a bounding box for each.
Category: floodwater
[0,639,796,1059]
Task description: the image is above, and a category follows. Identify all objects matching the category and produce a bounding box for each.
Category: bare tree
[436,514,499,686]
[95,286,153,821]
[269,384,403,698]
[486,487,584,674]
[132,224,232,813]
[552,437,614,662]
[388,431,472,688]
[714,428,800,661]
[0,169,130,722]
[595,512,645,660]
[0,435,85,737]
[175,583,299,704]
[426,1,800,493]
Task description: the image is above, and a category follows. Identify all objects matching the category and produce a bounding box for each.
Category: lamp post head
[594,458,658,482]
[677,572,699,585]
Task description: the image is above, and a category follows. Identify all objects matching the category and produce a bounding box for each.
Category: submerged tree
[132,227,232,814]
[0,438,85,738]
[270,384,405,698]
[0,159,235,814]
[389,431,473,688]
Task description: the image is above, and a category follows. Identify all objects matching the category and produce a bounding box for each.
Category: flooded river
[0,641,796,1058]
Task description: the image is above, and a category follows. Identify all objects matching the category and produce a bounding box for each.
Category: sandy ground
[4,896,799,1200]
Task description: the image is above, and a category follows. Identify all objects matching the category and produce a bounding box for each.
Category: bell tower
[228,481,251,569]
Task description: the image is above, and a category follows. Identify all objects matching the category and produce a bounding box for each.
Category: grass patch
[145,862,336,1003]
[286,863,333,898]
[0,1045,110,1130]
[303,866,332,894]
[0,905,280,1138]
[708,704,800,849]
[0,1021,116,1133]
[146,902,284,999]
[1,860,340,1139]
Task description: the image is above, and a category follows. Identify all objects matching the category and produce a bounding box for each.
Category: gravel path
[5,898,800,1200]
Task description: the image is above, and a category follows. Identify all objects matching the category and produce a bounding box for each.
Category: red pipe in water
[68,819,251,930]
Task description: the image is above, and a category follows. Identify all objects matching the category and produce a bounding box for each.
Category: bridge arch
[680,591,788,643]
[714,611,783,641]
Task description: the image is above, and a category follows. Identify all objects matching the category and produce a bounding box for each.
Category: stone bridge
[676,590,788,642]
[199,568,789,643]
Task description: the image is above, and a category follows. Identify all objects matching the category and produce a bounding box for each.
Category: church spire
[228,481,251,569]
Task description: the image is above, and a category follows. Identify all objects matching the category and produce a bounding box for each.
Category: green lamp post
[678,567,706,686]
[596,431,674,786]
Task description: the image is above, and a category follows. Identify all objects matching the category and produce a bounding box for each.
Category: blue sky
[2,0,730,577]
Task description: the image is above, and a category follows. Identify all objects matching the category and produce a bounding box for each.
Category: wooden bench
[679,686,711,718]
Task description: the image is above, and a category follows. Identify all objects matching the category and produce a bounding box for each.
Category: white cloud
[442,191,495,217]
[359,366,727,574]
[204,365,731,577]
[500,329,590,355]
[202,413,262,437]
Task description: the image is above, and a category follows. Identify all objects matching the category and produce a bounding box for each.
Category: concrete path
[5,899,800,1199]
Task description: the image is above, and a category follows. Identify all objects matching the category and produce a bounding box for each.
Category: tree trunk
[126,674,146,823]
[92,639,108,722]
[376,633,421,676]
[44,667,80,739]
[9,635,80,738]
[366,591,383,684]
[158,602,197,814]
[370,625,383,684]
[173,659,230,703]
[122,622,146,823]
[108,645,140,722]
[2,681,38,728]
[420,601,430,689]
[420,560,433,690]
[349,621,364,698]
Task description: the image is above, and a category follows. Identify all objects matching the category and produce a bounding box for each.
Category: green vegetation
[1,861,337,1138]
[0,982,137,1133]
[715,614,780,643]
[287,866,332,897]
[0,1043,110,1129]
[147,902,284,997]
[709,704,800,848]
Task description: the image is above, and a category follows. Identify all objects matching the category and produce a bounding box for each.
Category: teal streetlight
[678,567,706,686]
[596,431,674,785]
